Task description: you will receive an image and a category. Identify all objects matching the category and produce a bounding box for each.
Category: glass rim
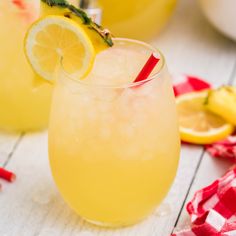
[60,37,166,89]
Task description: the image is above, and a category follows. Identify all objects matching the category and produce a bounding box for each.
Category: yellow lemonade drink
[49,39,180,226]
[69,0,177,39]
[0,0,52,132]
[99,0,177,39]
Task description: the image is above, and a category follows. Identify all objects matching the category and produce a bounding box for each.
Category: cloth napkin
[206,136,236,162]
[172,167,236,236]
[172,74,211,96]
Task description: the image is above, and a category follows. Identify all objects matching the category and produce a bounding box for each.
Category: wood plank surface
[0,134,22,166]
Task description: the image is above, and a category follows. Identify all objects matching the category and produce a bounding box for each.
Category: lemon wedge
[176,91,234,144]
[205,86,236,125]
[24,15,95,82]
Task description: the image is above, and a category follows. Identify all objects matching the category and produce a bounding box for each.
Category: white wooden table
[1,0,236,235]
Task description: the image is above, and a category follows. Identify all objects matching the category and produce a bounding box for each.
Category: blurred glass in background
[0,0,52,133]
[199,0,236,41]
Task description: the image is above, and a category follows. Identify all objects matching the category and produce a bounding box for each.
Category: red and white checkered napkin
[206,136,236,162]
[171,167,236,236]
[172,74,211,97]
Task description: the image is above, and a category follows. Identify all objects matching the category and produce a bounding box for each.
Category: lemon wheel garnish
[176,91,234,144]
[24,15,95,82]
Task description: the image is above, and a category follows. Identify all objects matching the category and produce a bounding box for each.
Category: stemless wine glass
[49,38,180,227]
[0,0,52,132]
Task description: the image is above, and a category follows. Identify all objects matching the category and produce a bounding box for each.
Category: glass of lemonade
[49,38,180,227]
[0,0,52,132]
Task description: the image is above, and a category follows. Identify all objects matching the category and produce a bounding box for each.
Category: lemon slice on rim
[176,91,234,144]
[24,15,95,82]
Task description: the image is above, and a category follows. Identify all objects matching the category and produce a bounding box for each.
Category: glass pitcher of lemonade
[0,0,52,132]
[49,38,180,226]
[76,0,177,39]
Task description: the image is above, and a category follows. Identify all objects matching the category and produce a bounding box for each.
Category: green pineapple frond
[41,0,113,46]
[41,0,68,7]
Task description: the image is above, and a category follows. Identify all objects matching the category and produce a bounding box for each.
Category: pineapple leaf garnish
[41,0,113,46]
[42,0,68,7]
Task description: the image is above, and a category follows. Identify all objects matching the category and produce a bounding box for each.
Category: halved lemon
[176,91,234,144]
[24,15,95,82]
